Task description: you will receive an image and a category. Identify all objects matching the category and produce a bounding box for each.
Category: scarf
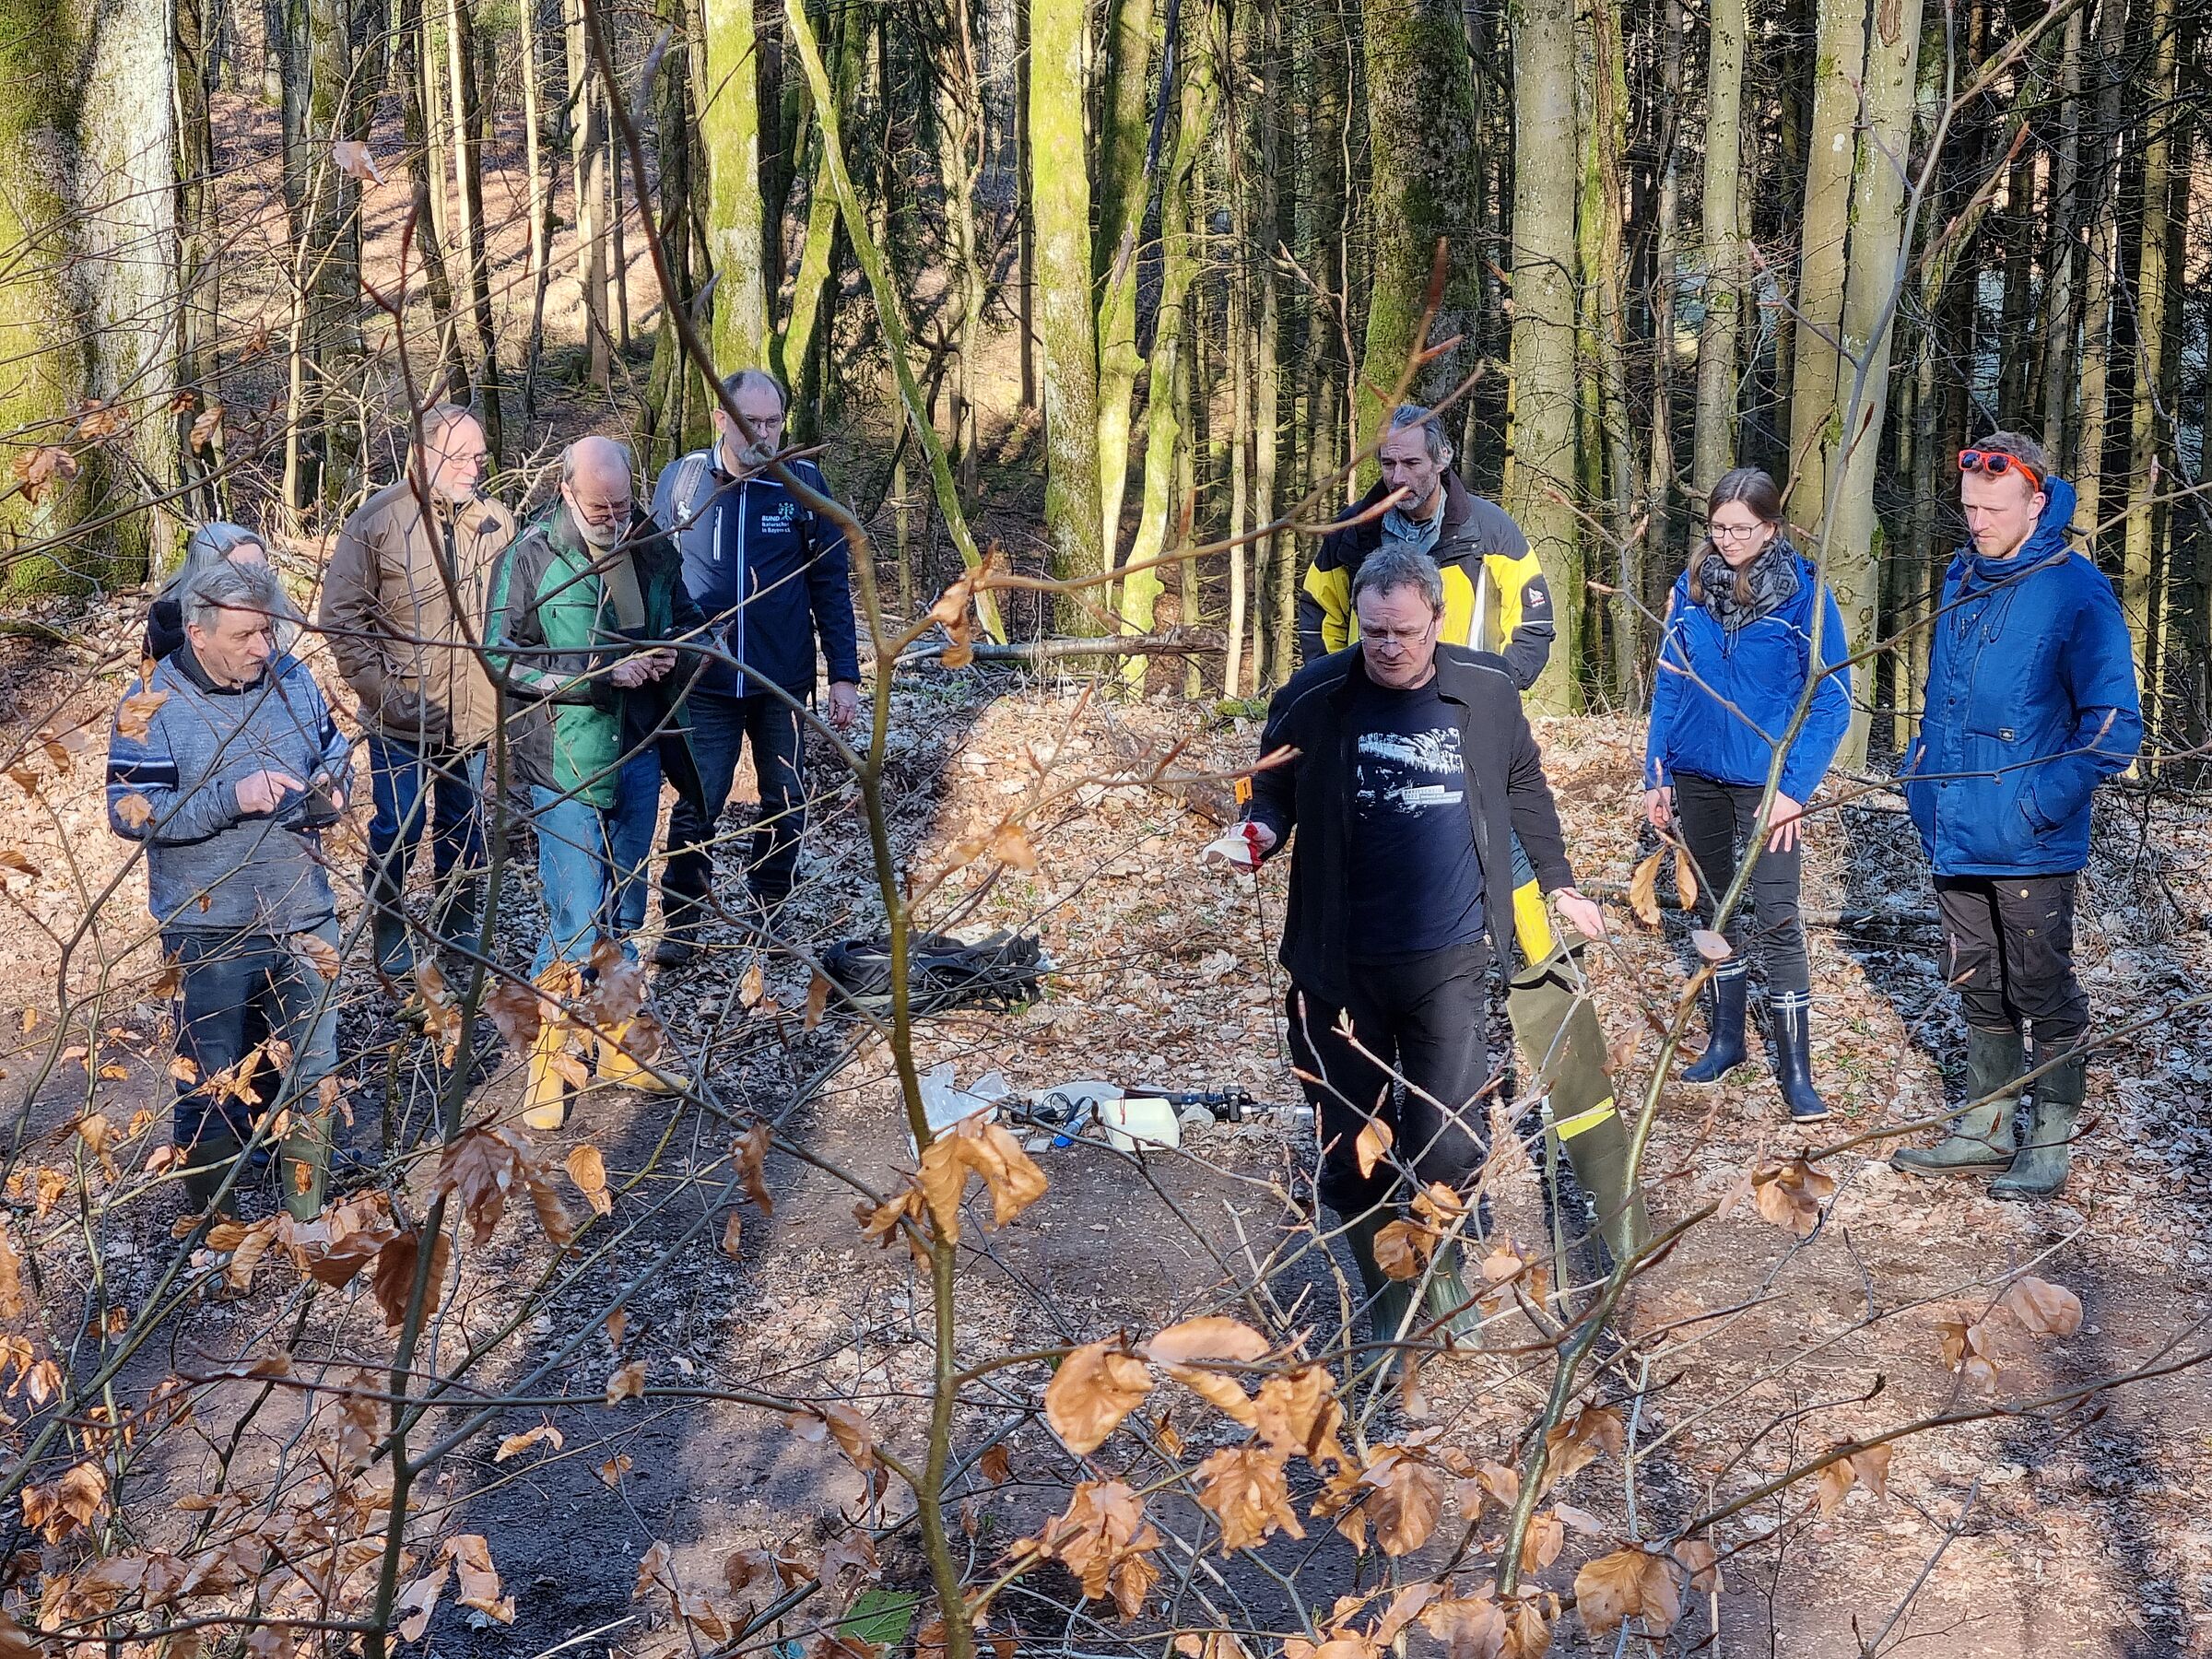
[1696,537,1800,640]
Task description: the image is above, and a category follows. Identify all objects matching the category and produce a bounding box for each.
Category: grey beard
[577,519,624,552]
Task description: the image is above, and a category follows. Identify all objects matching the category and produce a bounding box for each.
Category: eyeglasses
[1709,521,1767,541]
[1360,624,1435,648]
[1958,449,2044,493]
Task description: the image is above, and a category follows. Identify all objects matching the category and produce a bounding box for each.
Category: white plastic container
[1095,1095,1180,1152]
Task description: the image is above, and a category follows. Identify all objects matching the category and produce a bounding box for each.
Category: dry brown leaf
[1997,1275,2083,1337]
[720,1208,744,1257]
[1361,1446,1443,1557]
[598,1454,632,1487]
[1674,1537,1721,1594]
[1192,1445,1305,1553]
[992,823,1039,871]
[1029,1479,1162,1621]
[1673,850,1698,912]
[1517,1509,1564,1573]
[187,406,222,453]
[1252,1366,1347,1471]
[1144,1316,1268,1367]
[740,961,766,1008]
[605,1359,647,1405]
[12,446,79,506]
[443,1533,514,1623]
[1629,848,1663,926]
[113,792,153,829]
[1420,1594,1509,1659]
[1749,1158,1834,1238]
[916,1113,1047,1241]
[494,1425,564,1463]
[1689,928,1733,961]
[1372,1218,1434,1282]
[565,1144,612,1215]
[1354,1117,1394,1179]
[806,971,832,1030]
[332,138,384,182]
[1574,1547,1680,1638]
[1540,1401,1623,1493]
[734,1123,775,1215]
[1044,1340,1153,1453]
[371,1227,449,1328]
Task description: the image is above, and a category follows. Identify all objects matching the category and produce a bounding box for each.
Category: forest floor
[5,605,2212,1657]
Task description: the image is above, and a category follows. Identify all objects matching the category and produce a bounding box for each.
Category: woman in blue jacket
[1643,468,1853,1122]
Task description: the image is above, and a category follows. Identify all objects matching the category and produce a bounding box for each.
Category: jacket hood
[1944,474,2078,586]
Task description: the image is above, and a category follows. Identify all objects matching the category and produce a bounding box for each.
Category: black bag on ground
[825,930,1045,1015]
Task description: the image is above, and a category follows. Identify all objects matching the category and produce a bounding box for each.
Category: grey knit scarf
[1696,537,1801,640]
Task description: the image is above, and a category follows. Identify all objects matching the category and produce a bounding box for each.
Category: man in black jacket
[1241,547,1606,1340]
[648,370,862,960]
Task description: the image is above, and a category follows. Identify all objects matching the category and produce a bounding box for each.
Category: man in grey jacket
[108,561,354,1222]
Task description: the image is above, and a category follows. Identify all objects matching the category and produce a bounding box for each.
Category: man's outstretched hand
[827,681,861,730]
[1552,887,1606,943]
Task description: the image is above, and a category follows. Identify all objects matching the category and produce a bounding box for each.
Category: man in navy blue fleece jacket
[1895,431,2141,1197]
[647,371,862,959]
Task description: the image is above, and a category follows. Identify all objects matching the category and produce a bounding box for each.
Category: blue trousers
[529,749,662,975]
[366,735,485,902]
[166,920,342,1152]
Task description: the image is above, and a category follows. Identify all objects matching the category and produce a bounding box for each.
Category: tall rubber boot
[429,877,481,957]
[180,1131,246,1220]
[1682,967,1749,1083]
[1990,1046,2085,1199]
[278,1104,332,1221]
[1770,991,1829,1124]
[365,862,414,981]
[1507,963,1653,1266]
[1335,1207,1416,1342]
[1418,1241,1485,1342]
[522,1019,574,1131]
[594,1021,687,1094]
[1893,1027,2021,1175]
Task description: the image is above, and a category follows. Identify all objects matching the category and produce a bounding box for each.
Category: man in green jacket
[484,435,706,1125]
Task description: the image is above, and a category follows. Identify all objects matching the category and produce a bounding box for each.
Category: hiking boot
[1894,1026,2021,1175]
[1990,1048,2085,1199]
[652,933,699,969]
[1771,991,1829,1124]
[1682,968,1748,1084]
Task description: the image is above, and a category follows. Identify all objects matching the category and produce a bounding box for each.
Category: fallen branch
[893,629,1226,668]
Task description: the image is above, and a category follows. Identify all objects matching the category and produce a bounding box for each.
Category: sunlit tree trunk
[1093,0,1155,555]
[570,0,610,387]
[1030,0,1104,624]
[1508,0,1582,712]
[2073,0,2129,543]
[2121,0,2175,686]
[447,0,500,461]
[700,0,769,374]
[1694,0,1746,488]
[1357,0,1482,453]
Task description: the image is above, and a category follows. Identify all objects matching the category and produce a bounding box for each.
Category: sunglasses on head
[1958,449,2044,493]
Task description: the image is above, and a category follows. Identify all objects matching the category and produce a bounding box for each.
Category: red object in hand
[1241,821,1264,865]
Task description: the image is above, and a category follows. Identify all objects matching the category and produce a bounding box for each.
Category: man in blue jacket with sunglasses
[1895,431,2140,1197]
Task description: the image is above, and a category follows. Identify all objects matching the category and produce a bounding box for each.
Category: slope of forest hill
[5,583,2212,1654]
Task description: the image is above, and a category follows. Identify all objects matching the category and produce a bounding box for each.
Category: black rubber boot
[429,877,481,956]
[365,862,414,981]
[1894,1026,2021,1175]
[1771,991,1829,1123]
[1989,1047,2085,1199]
[1683,968,1749,1083]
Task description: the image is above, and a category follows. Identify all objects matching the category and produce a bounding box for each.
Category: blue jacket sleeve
[1780,584,1853,802]
[106,687,248,845]
[1643,594,1684,790]
[2028,574,2142,830]
[799,464,863,685]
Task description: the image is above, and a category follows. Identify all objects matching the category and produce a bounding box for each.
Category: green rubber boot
[179,1131,245,1220]
[1893,1027,2022,1175]
[1508,953,1653,1265]
[1336,1207,1416,1342]
[278,1105,333,1221]
[1418,1241,1485,1341]
[1989,1049,2085,1199]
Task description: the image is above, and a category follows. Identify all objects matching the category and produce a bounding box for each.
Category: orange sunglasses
[1958,448,2045,493]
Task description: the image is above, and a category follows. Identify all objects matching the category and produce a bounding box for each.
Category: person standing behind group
[320,404,515,979]
[648,370,861,964]
[484,435,707,1129]
[1644,467,1852,1124]
[147,524,289,664]
[1892,432,2140,1197]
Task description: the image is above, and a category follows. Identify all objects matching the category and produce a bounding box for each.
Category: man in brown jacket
[319,404,515,977]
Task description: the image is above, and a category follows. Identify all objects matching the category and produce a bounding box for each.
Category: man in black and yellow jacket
[1298,406,1647,1278]
[1297,405,1555,684]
